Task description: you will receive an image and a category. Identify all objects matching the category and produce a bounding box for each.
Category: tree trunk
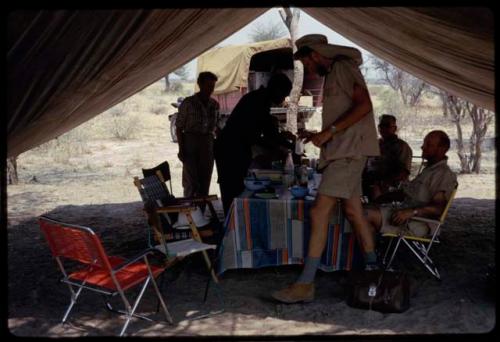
[454,120,470,173]
[280,7,302,134]
[164,76,170,91]
[472,137,482,173]
[7,156,19,185]
[469,106,493,173]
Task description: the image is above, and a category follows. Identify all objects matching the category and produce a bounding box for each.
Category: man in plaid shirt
[176,71,220,198]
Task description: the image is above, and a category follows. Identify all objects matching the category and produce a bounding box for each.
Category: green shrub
[34,128,90,164]
[109,114,140,140]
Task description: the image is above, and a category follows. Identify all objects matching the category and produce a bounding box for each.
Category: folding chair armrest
[409,216,440,225]
[112,248,161,272]
[155,205,197,214]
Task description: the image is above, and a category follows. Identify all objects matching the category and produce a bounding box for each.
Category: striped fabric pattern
[217,191,364,275]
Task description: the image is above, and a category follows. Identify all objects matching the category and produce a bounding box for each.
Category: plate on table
[254,192,279,199]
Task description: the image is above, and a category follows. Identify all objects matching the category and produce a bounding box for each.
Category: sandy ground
[7,162,496,336]
[6,81,497,337]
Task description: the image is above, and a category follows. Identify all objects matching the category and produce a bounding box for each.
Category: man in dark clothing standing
[176,71,219,198]
[214,73,294,215]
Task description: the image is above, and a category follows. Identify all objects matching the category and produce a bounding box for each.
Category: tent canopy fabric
[303,7,494,112]
[7,7,494,158]
[197,38,292,95]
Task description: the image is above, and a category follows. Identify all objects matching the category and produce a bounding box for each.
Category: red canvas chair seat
[69,257,165,291]
[39,216,173,336]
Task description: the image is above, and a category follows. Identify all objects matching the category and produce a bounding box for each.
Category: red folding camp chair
[39,216,172,336]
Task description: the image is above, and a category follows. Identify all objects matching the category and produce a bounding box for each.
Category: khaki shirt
[319,59,380,168]
[367,135,413,174]
[402,158,457,207]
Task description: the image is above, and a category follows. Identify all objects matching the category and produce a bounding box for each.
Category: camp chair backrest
[142,161,173,195]
[135,175,189,241]
[142,161,171,182]
[439,184,458,223]
[39,216,113,271]
[141,175,171,202]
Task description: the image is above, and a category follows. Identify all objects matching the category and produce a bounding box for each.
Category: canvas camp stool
[381,184,458,280]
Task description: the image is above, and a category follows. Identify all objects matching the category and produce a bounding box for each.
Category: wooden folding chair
[38,216,172,336]
[141,160,222,224]
[381,184,458,280]
[133,174,221,285]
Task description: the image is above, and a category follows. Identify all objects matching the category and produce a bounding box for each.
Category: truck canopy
[197,38,292,95]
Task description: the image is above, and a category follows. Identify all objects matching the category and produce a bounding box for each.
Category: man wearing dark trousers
[176,71,219,198]
[214,73,294,215]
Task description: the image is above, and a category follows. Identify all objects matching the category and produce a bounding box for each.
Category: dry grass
[10,79,496,204]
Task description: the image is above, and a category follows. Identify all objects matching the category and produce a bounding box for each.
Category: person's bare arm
[306,84,372,147]
[391,191,448,225]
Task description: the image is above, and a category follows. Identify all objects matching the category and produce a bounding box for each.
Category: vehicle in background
[169,38,324,142]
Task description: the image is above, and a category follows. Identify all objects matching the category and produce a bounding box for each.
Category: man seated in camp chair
[359,130,457,268]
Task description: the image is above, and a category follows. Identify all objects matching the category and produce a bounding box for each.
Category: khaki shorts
[379,206,430,237]
[317,157,366,199]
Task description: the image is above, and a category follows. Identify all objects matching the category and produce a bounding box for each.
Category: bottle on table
[284,150,295,187]
[298,162,309,187]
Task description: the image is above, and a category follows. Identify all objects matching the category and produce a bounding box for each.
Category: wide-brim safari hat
[293,34,363,65]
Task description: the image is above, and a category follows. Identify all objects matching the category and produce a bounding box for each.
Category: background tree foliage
[368,54,428,107]
[164,65,190,92]
[248,21,288,42]
[439,91,494,173]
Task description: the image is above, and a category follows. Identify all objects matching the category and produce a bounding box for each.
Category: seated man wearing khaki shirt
[364,130,457,240]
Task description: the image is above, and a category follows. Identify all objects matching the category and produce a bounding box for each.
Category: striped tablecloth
[216,187,364,275]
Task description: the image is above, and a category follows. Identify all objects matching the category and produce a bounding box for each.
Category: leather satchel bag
[346,269,410,313]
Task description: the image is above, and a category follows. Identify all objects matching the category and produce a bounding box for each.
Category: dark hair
[379,114,397,125]
[267,73,292,94]
[197,71,218,85]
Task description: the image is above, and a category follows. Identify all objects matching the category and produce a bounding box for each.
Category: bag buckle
[368,284,377,297]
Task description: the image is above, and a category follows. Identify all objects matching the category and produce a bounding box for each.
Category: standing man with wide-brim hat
[272,34,380,304]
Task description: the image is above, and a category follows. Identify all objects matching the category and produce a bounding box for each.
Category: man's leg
[198,136,215,198]
[181,134,200,197]
[343,196,377,267]
[272,194,338,303]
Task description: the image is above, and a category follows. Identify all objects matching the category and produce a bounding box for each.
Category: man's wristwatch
[330,125,337,134]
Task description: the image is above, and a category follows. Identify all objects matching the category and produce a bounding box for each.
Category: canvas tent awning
[7,7,494,158]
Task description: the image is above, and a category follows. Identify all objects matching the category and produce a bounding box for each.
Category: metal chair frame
[382,185,458,280]
[39,216,172,336]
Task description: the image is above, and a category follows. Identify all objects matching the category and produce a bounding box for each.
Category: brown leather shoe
[271,283,315,304]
